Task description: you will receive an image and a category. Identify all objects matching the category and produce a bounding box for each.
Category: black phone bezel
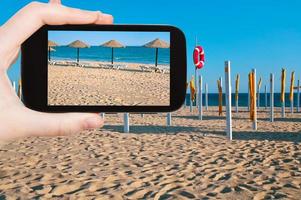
[21,24,186,113]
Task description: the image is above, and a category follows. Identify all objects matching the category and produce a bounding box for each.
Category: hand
[0,0,113,141]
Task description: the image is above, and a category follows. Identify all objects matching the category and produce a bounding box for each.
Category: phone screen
[47,31,170,106]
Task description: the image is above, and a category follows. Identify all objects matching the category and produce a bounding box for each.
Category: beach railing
[225,61,232,140]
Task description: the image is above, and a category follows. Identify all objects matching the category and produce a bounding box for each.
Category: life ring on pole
[193,46,205,69]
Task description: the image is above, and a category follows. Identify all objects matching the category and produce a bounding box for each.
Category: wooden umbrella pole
[155,48,158,66]
[289,71,295,114]
[235,74,240,113]
[281,68,286,118]
[111,48,114,64]
[77,48,79,64]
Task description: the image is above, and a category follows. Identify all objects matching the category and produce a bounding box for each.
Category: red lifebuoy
[193,46,205,69]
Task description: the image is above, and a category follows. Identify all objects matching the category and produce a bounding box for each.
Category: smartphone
[21,24,187,113]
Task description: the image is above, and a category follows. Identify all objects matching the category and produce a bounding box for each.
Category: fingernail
[85,116,103,129]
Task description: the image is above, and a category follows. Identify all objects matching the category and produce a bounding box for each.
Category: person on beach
[0,0,113,140]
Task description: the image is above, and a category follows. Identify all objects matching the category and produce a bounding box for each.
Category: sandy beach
[0,107,300,199]
[48,61,170,106]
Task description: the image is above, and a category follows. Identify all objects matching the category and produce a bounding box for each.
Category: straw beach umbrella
[48,40,58,61]
[144,38,170,66]
[68,40,90,64]
[101,40,125,64]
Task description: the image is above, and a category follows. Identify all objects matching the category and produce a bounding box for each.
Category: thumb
[19,110,103,137]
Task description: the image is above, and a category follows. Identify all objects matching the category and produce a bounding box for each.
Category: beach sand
[48,61,170,106]
[0,107,301,199]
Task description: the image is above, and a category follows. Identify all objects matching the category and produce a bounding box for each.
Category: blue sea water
[50,46,170,65]
[185,93,301,107]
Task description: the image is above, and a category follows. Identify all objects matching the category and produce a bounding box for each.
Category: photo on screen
[47,31,170,106]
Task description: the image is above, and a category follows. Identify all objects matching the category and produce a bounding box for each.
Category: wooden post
[205,83,209,111]
[265,85,268,109]
[289,71,295,114]
[252,69,257,130]
[297,80,300,112]
[225,61,232,140]
[167,113,172,126]
[198,75,203,120]
[124,113,129,133]
[281,68,286,118]
[235,74,240,113]
[270,74,274,122]
[248,82,250,111]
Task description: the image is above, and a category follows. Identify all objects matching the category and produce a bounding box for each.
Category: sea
[50,46,170,65]
[185,93,300,107]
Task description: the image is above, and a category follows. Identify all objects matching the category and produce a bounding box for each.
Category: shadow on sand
[104,125,300,143]
[103,125,201,134]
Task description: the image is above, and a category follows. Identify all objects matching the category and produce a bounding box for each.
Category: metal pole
[225,61,232,140]
[124,113,129,133]
[297,80,300,112]
[265,85,268,109]
[252,69,257,130]
[219,76,223,109]
[167,113,172,126]
[195,70,199,108]
[270,74,274,122]
[198,75,203,120]
[100,113,105,120]
[257,84,260,109]
[205,83,208,111]
[281,69,286,118]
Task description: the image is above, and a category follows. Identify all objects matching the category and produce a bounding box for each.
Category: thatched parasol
[48,40,58,61]
[68,40,90,64]
[101,40,125,64]
[144,38,169,66]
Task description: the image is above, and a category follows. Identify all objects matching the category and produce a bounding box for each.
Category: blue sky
[49,31,170,46]
[2,0,301,92]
